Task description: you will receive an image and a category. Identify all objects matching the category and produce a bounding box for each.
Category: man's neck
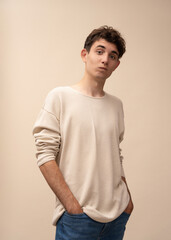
[71,75,106,98]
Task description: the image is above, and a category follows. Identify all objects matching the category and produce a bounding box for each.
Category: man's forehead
[92,39,119,54]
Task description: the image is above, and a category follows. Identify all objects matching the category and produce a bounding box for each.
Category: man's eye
[110,55,116,60]
[96,50,103,54]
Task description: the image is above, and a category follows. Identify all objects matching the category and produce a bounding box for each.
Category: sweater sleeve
[32,90,61,167]
[119,101,126,178]
[119,145,125,177]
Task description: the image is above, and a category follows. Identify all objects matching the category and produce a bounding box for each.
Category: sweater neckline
[67,86,107,99]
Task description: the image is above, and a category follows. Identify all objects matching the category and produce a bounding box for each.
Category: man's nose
[101,54,108,65]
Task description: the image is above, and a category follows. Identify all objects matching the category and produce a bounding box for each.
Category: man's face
[82,38,120,81]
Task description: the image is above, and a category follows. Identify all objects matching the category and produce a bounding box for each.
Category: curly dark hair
[84,26,126,59]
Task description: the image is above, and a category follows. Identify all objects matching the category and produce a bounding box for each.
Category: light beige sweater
[33,86,130,225]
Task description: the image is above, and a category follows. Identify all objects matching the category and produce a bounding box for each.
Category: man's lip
[99,67,107,70]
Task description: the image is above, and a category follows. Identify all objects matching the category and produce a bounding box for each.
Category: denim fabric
[55,211,130,240]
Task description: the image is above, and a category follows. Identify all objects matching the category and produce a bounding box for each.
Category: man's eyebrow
[96,45,106,49]
[96,45,119,56]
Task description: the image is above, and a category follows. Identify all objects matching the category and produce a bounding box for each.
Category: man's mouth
[99,67,107,71]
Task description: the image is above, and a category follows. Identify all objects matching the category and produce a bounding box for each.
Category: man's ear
[81,49,88,63]
[114,60,120,70]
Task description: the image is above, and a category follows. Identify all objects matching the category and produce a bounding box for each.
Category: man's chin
[96,73,111,80]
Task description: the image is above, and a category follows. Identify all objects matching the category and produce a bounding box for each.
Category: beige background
[1,0,171,239]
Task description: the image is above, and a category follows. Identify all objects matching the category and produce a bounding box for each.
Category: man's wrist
[65,195,83,214]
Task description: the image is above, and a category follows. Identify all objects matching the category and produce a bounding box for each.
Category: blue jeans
[55,211,130,240]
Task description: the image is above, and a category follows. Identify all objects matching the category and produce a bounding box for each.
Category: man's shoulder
[43,86,69,110]
[45,86,71,101]
[41,86,71,116]
[47,86,69,96]
[106,92,123,106]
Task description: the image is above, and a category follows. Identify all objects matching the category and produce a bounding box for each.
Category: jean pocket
[64,211,85,218]
[123,212,131,216]
[122,211,131,218]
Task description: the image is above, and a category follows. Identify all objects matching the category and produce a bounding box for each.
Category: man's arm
[122,176,134,214]
[39,160,83,214]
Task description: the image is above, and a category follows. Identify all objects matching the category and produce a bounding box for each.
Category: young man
[33,26,133,240]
